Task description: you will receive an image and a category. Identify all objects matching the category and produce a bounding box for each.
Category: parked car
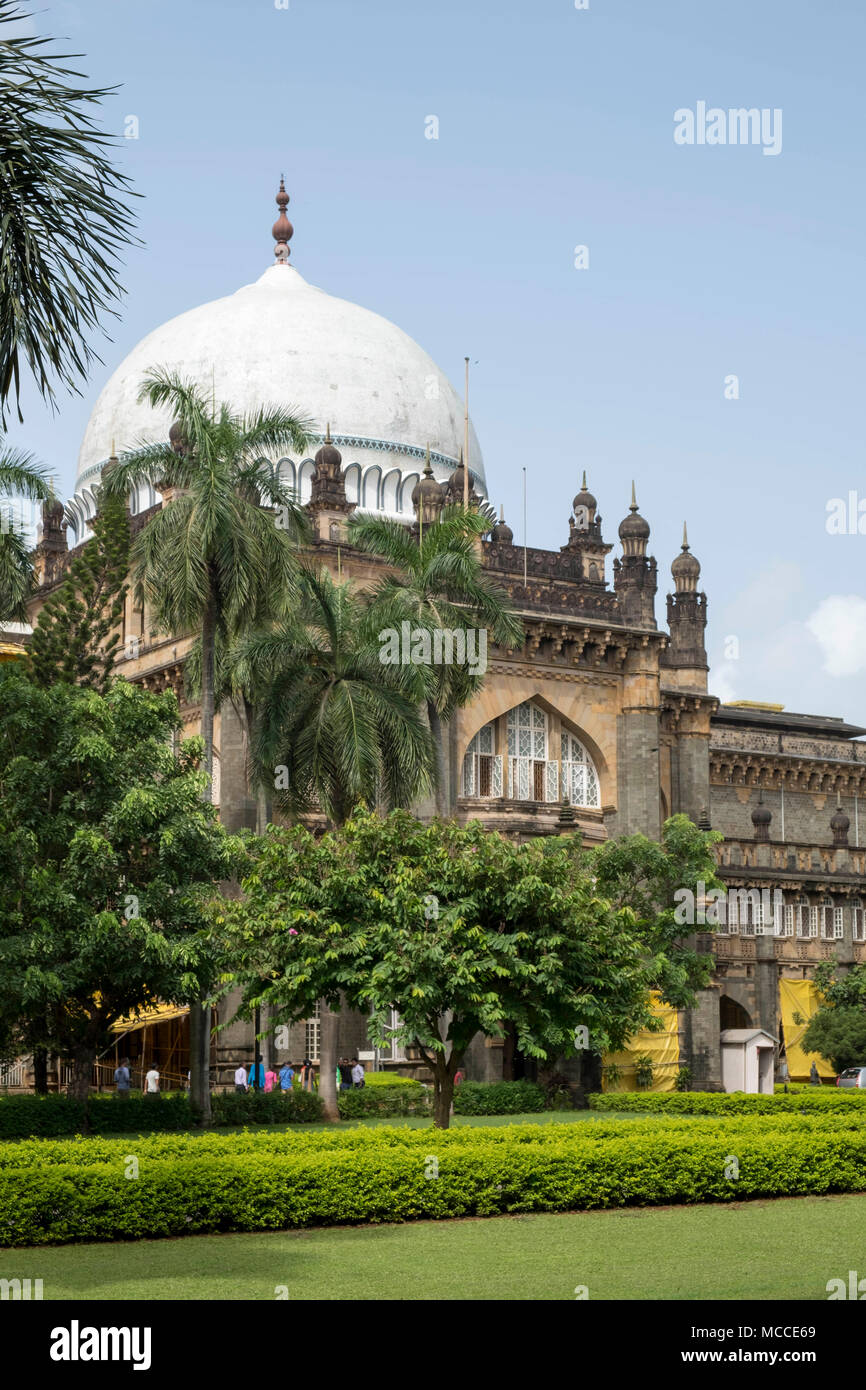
[836,1066,866,1088]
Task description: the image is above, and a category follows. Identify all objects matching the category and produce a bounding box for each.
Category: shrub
[362,1072,420,1088]
[0,1093,193,1139]
[588,1090,866,1115]
[337,1083,430,1118]
[4,1114,866,1246]
[674,1065,692,1092]
[452,1080,546,1115]
[211,1089,324,1127]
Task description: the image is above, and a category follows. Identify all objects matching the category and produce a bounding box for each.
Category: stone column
[754,934,779,1038]
[218,700,257,832]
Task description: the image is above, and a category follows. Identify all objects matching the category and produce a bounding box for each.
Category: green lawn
[215,1109,647,1135]
[11,1193,863,1300]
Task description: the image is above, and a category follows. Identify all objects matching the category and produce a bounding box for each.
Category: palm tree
[232,564,437,829]
[0,0,136,423]
[230,565,438,1124]
[101,367,313,1123]
[0,445,54,621]
[346,505,523,812]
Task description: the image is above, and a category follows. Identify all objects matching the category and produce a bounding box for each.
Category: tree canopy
[219,809,701,1126]
[0,671,245,1098]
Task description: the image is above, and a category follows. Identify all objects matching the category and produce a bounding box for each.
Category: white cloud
[806,595,866,677]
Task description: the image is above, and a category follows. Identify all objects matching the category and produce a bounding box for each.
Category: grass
[10,1193,864,1300]
[216,1109,648,1135]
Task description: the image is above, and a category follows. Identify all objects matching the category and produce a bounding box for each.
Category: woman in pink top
[264,1068,277,1092]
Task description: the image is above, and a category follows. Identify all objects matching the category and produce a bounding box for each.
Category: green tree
[579,814,725,1008]
[0,444,53,621]
[27,490,130,691]
[801,1007,866,1074]
[101,367,311,1122]
[233,565,437,828]
[347,506,523,811]
[0,1,137,422]
[801,962,866,1073]
[221,809,657,1128]
[568,814,724,1091]
[0,670,244,1102]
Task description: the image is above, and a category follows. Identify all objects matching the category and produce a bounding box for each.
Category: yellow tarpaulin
[602,994,680,1092]
[109,1003,189,1034]
[779,978,835,1081]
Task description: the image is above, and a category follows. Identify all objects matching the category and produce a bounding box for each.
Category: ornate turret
[272,176,294,264]
[490,505,513,545]
[308,424,353,540]
[612,483,657,627]
[32,494,68,587]
[661,521,708,690]
[561,471,611,583]
[444,449,478,509]
[411,446,445,529]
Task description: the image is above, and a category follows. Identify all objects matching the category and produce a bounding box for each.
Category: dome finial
[423,443,433,476]
[272,175,294,265]
[682,521,689,550]
[582,470,587,489]
[325,422,331,443]
[630,480,638,512]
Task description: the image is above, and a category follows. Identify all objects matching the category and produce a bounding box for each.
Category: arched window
[507,702,558,802]
[461,722,501,798]
[561,729,601,809]
[852,898,864,942]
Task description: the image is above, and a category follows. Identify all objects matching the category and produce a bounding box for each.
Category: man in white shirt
[234,1064,249,1094]
[351,1058,365,1088]
[143,1065,160,1098]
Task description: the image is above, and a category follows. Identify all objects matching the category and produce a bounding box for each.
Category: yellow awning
[0,641,26,663]
[110,1003,189,1034]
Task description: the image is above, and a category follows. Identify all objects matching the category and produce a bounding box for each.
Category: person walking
[114,1057,131,1099]
[300,1058,315,1092]
[279,1061,294,1092]
[234,1063,249,1094]
[143,1063,160,1099]
[338,1057,353,1091]
[351,1057,365,1088]
[247,1060,265,1091]
[264,1066,277,1093]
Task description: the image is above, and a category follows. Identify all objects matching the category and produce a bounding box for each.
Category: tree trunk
[189,587,217,1126]
[67,1047,95,1103]
[32,1046,48,1095]
[318,1000,340,1122]
[426,701,448,817]
[200,590,217,795]
[189,1000,212,1126]
[432,1058,457,1129]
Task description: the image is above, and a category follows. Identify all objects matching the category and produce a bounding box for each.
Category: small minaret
[272,176,294,265]
[661,522,708,690]
[490,505,514,545]
[411,446,445,532]
[562,471,611,583]
[308,425,354,541]
[613,482,656,627]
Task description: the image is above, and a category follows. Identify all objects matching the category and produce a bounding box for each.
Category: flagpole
[463,356,470,509]
[523,466,527,588]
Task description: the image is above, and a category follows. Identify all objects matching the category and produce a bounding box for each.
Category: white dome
[71,263,484,536]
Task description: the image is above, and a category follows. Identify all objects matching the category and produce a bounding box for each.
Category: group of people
[233,1058,323,1093]
[113,1058,161,1097]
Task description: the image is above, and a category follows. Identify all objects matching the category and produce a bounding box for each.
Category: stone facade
[20,454,866,1090]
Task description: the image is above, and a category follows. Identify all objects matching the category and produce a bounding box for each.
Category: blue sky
[6,0,866,719]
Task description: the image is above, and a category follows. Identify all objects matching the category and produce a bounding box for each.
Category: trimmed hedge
[212,1090,324,1127]
[0,1093,194,1139]
[363,1073,419,1088]
[589,1090,866,1115]
[3,1115,866,1245]
[336,1083,430,1118]
[452,1080,546,1115]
